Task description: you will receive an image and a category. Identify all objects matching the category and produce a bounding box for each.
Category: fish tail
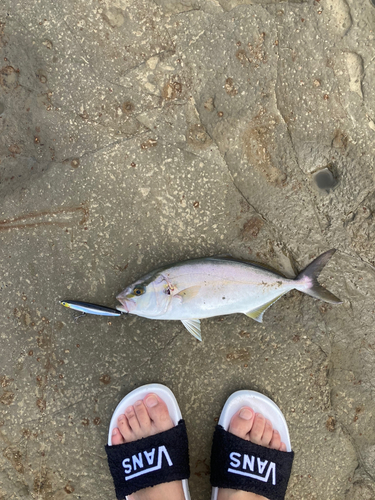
[294,249,342,304]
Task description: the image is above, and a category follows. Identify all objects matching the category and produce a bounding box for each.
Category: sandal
[105,383,191,499]
[210,390,294,500]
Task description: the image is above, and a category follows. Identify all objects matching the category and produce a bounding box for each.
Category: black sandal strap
[211,425,294,500]
[105,419,189,499]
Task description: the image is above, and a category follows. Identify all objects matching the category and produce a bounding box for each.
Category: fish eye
[133,287,145,296]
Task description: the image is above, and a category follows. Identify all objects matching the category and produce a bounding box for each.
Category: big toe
[144,393,174,434]
[228,407,255,440]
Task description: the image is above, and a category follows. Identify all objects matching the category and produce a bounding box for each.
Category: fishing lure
[60,300,123,317]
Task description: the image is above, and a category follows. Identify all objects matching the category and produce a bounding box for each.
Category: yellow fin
[178,285,201,302]
[245,295,284,323]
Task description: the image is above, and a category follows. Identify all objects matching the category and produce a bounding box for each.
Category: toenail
[145,395,158,408]
[112,428,118,436]
[118,414,125,422]
[125,406,134,414]
[255,412,264,419]
[134,400,143,407]
[239,408,253,420]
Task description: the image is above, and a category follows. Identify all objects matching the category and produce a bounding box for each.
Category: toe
[118,413,135,442]
[249,413,266,445]
[125,405,143,438]
[111,427,125,445]
[269,430,281,450]
[260,418,273,447]
[144,394,174,434]
[226,405,289,453]
[228,407,255,440]
[279,442,287,452]
[134,399,152,436]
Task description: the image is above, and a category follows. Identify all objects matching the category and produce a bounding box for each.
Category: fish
[115,249,342,342]
[60,300,122,317]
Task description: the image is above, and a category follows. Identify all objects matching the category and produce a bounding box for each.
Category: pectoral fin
[181,319,202,341]
[177,285,201,302]
[245,295,284,323]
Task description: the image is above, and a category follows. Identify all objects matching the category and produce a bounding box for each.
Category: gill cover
[116,273,173,317]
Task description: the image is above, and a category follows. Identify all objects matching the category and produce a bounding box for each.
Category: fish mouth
[116,304,129,314]
[116,298,136,314]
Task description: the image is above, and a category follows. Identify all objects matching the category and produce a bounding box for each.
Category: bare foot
[217,408,287,500]
[111,393,185,500]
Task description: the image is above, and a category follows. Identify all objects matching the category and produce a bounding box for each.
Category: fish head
[116,272,172,317]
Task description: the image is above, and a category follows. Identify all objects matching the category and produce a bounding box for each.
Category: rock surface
[1,0,375,498]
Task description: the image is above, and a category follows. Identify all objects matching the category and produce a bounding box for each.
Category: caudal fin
[295,249,342,304]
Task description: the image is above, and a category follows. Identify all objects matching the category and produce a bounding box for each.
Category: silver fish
[116,249,342,341]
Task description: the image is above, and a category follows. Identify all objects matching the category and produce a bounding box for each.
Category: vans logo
[122,446,173,481]
[228,452,276,485]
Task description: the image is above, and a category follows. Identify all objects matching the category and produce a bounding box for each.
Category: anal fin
[246,295,284,323]
[181,319,202,341]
